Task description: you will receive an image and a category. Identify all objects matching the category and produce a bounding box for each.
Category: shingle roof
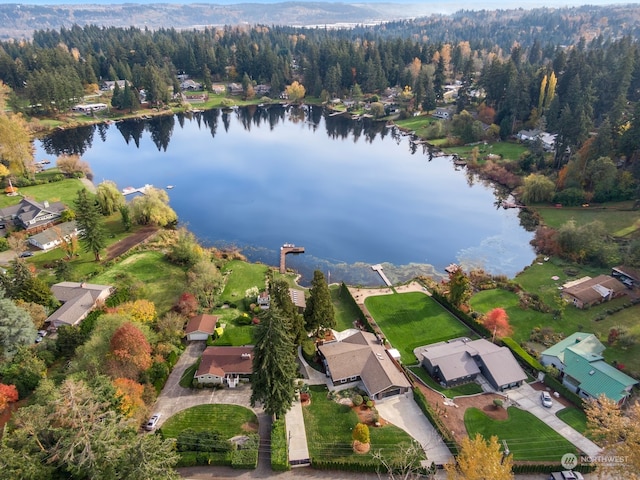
[185,314,218,335]
[28,221,78,248]
[195,346,253,378]
[563,348,638,403]
[46,282,113,327]
[562,275,626,304]
[318,331,410,396]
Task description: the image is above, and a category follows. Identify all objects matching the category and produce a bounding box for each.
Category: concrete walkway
[375,394,454,466]
[285,397,310,465]
[507,382,601,457]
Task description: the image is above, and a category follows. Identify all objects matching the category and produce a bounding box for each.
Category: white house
[184,314,219,341]
[28,221,80,251]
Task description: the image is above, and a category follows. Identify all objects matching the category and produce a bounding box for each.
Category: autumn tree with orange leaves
[113,377,146,418]
[0,383,18,412]
[108,322,152,380]
[482,308,513,339]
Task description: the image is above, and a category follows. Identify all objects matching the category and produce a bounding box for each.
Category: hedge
[501,337,544,373]
[230,434,259,469]
[543,374,585,409]
[271,418,290,471]
[412,387,459,456]
[340,282,369,329]
[430,290,492,338]
[311,458,380,472]
[174,451,231,467]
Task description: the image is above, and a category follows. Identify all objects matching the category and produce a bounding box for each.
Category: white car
[541,391,553,408]
[144,414,161,431]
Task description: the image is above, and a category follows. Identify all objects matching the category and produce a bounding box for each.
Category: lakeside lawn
[364,292,474,364]
[442,141,528,162]
[160,404,258,439]
[303,385,424,466]
[533,200,640,233]
[395,114,438,137]
[92,250,187,314]
[219,260,268,306]
[331,285,362,332]
[464,406,579,461]
[0,174,85,209]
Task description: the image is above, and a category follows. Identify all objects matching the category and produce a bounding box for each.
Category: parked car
[145,414,161,431]
[549,471,584,480]
[19,251,34,258]
[541,390,553,408]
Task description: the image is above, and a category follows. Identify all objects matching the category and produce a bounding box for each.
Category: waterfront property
[194,346,253,387]
[560,275,627,309]
[540,333,638,404]
[0,197,65,231]
[317,330,411,400]
[416,338,527,391]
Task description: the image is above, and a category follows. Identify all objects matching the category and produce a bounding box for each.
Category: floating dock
[371,264,392,287]
[122,184,153,196]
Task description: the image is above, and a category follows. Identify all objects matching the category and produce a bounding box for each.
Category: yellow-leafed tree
[445,433,513,480]
[285,81,306,103]
[586,395,640,478]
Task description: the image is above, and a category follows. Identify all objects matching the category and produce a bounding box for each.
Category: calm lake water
[35,105,535,286]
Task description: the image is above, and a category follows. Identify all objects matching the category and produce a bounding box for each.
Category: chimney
[43,200,49,208]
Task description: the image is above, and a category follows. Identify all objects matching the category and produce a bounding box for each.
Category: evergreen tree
[270,279,306,346]
[303,270,335,335]
[250,307,298,417]
[74,189,107,262]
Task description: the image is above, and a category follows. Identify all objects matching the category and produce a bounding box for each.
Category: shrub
[365,400,374,408]
[352,394,363,406]
[271,418,290,471]
[231,434,258,469]
[352,423,370,444]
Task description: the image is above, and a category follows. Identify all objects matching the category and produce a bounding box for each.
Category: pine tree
[74,189,107,262]
[250,307,298,418]
[270,279,306,346]
[303,270,335,336]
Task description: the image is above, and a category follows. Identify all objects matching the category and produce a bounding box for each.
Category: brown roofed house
[185,314,218,341]
[317,330,411,400]
[194,346,253,387]
[561,275,626,309]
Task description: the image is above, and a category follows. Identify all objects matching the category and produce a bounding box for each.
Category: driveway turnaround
[507,382,601,458]
[375,394,454,466]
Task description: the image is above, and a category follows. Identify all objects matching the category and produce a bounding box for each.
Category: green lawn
[160,404,258,439]
[331,285,362,332]
[92,250,187,314]
[219,260,268,307]
[303,385,423,466]
[0,175,85,210]
[442,141,528,162]
[534,201,640,232]
[364,292,474,364]
[556,408,590,437]
[464,407,579,461]
[408,366,483,397]
[209,311,255,346]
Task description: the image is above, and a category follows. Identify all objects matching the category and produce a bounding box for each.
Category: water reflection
[37,105,535,286]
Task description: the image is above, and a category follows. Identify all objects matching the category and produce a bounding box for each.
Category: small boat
[166,185,174,189]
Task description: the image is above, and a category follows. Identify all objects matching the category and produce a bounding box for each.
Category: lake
[35,105,535,286]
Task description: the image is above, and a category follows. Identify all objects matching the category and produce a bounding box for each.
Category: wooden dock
[280,244,305,274]
[371,264,392,287]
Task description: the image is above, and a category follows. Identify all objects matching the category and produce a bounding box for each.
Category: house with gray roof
[317,330,411,400]
[28,221,80,251]
[46,282,113,330]
[541,333,637,404]
[416,338,526,391]
[0,197,66,231]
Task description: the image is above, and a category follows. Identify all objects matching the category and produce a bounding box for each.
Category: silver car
[144,414,161,431]
[541,391,553,408]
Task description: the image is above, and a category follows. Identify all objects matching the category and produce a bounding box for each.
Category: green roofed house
[541,333,638,405]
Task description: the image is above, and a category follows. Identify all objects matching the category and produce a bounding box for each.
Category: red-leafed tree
[0,383,19,412]
[108,322,152,380]
[174,292,198,317]
[482,308,513,339]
